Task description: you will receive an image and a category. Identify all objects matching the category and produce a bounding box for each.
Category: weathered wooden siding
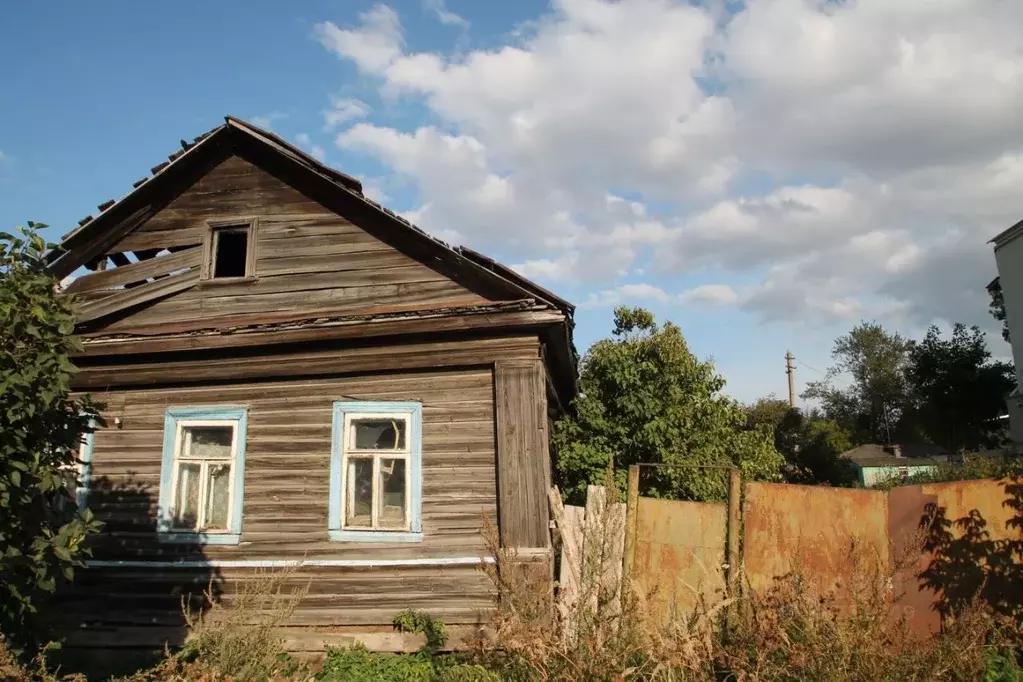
[74,155,490,335]
[86,366,498,561]
[494,359,551,549]
[61,363,505,651]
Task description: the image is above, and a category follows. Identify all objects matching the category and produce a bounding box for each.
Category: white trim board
[87,556,496,569]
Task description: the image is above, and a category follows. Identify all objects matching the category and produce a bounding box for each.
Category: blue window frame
[157,406,248,545]
[329,401,423,543]
[75,423,95,509]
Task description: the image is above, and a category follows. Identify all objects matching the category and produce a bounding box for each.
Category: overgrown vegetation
[3,492,1022,681]
[553,306,784,504]
[0,224,101,655]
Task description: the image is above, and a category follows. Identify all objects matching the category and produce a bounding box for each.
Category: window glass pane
[345,458,373,527]
[205,463,232,530]
[351,419,406,450]
[185,426,233,459]
[174,462,202,529]
[378,458,407,529]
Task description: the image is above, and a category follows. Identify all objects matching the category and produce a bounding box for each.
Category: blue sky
[2,0,1020,404]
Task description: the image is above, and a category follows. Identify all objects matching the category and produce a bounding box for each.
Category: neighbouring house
[49,117,577,656]
[840,444,945,488]
[991,219,1023,451]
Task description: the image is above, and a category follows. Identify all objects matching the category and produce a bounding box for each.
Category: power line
[797,359,828,377]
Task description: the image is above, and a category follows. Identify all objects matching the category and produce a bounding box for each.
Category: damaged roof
[48,116,579,402]
[49,117,572,317]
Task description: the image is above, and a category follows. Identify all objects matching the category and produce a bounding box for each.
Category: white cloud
[580,283,669,309]
[324,96,370,129]
[314,5,403,73]
[314,0,1023,332]
[423,0,469,28]
[679,284,739,308]
[250,111,288,130]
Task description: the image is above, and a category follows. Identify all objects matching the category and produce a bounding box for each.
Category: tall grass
[470,485,1023,682]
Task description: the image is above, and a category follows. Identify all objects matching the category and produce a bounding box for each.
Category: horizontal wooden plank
[78,310,559,357]
[74,336,537,389]
[77,270,199,324]
[67,247,201,294]
[256,250,426,277]
[114,226,204,252]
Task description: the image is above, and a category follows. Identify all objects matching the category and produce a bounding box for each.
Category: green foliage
[907,323,1015,452]
[984,646,1023,681]
[803,319,1015,457]
[393,609,447,653]
[746,400,856,486]
[988,277,1010,344]
[0,224,101,652]
[803,321,911,444]
[320,646,498,682]
[554,306,783,504]
[788,416,858,486]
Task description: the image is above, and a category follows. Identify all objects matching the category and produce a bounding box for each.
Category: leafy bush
[393,609,447,653]
[1,224,101,653]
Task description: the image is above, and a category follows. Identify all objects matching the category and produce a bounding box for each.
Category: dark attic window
[206,221,254,280]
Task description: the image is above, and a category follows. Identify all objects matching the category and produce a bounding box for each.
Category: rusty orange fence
[622,468,1023,636]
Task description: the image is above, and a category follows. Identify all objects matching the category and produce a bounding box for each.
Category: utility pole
[785,351,796,409]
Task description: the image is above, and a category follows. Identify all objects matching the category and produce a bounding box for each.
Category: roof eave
[991,218,1023,249]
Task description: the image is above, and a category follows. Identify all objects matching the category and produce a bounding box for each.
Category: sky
[2,0,1020,404]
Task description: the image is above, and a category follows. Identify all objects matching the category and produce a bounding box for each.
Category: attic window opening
[213,229,248,278]
[204,219,256,280]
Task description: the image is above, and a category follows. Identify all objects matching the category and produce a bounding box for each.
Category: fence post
[726,468,741,601]
[622,465,640,583]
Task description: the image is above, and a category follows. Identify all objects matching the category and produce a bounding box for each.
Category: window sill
[158,532,241,546]
[328,529,423,543]
[197,277,257,288]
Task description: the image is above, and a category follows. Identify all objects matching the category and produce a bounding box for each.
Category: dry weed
[0,634,85,682]
[114,564,312,682]
[473,479,1021,682]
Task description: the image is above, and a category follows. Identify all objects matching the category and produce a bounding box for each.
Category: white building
[991,219,1023,449]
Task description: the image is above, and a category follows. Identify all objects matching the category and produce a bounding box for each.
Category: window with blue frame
[62,423,95,511]
[329,401,423,543]
[158,407,248,545]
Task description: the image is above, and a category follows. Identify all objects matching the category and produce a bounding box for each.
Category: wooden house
[50,117,577,654]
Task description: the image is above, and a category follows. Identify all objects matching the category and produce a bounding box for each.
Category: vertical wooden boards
[494,359,550,549]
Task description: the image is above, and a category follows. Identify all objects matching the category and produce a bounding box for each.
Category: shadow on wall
[53,473,224,678]
[918,477,1023,624]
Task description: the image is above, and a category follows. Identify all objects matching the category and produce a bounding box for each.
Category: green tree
[553,307,783,504]
[746,398,856,486]
[802,321,911,444]
[0,224,101,652]
[987,277,1010,343]
[785,416,857,486]
[906,323,1015,451]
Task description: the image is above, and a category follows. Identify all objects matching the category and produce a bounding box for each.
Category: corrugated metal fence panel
[633,497,727,621]
[743,482,889,598]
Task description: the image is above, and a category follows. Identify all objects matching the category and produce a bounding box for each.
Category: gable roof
[840,443,948,467]
[49,116,578,402]
[49,117,569,312]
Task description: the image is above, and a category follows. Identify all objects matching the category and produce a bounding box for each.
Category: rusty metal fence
[621,467,1023,636]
